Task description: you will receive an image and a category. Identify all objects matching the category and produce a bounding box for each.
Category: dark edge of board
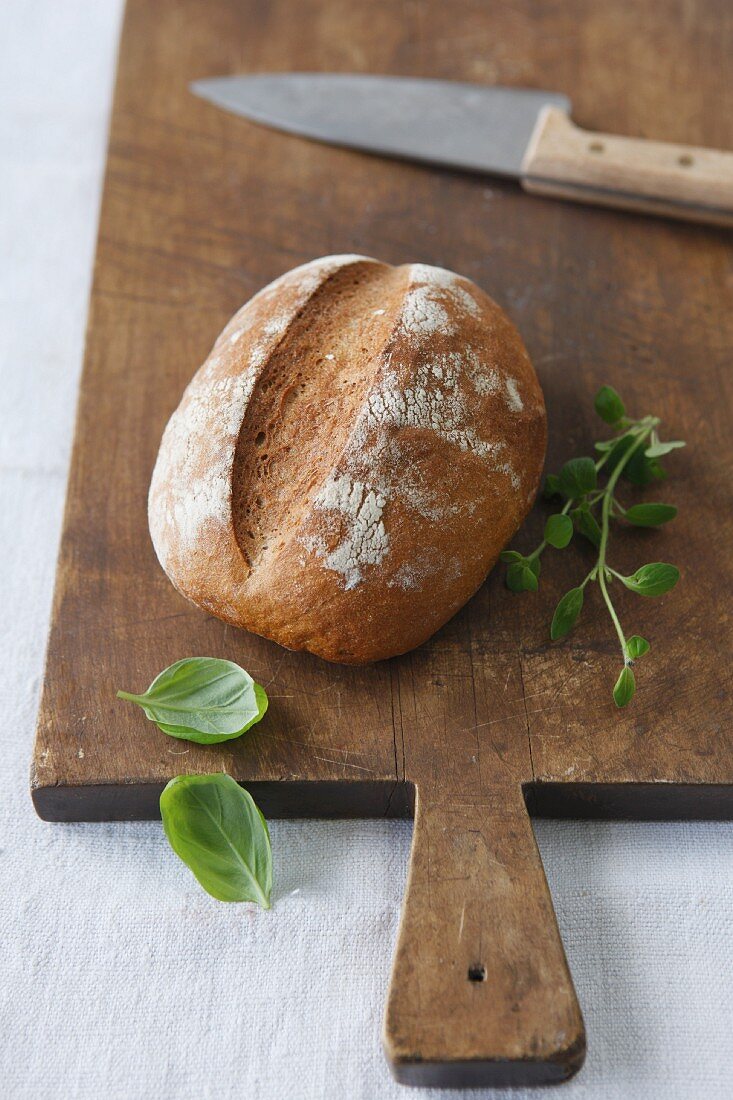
[388,1033,586,1089]
[30,778,415,823]
[524,782,733,820]
[31,777,733,823]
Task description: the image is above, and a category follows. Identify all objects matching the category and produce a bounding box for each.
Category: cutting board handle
[383,783,585,1088]
[522,105,733,226]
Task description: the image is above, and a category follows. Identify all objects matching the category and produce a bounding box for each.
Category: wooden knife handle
[522,105,733,226]
[382,783,585,1088]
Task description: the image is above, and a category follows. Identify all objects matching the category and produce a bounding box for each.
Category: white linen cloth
[1,3,731,1098]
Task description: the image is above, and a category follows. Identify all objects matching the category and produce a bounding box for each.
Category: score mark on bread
[148,255,546,663]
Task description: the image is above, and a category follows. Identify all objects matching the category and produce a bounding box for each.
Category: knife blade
[191,74,570,179]
[191,73,733,227]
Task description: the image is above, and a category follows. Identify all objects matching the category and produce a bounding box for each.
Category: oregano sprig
[501,385,683,707]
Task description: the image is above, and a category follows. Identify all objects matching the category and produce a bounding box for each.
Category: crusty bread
[148,255,546,663]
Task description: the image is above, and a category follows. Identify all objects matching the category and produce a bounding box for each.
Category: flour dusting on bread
[310,475,390,590]
[149,369,257,565]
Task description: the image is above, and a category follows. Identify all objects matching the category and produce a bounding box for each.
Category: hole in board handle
[588,141,605,154]
[678,154,694,167]
[467,963,487,983]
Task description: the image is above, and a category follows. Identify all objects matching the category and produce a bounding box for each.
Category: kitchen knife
[191,73,733,227]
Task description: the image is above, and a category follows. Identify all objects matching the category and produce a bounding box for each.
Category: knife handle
[522,106,733,227]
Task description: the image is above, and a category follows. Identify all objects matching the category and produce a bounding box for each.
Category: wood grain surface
[31,0,733,1087]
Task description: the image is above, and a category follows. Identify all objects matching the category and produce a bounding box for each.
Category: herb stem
[598,567,627,658]
[116,690,145,705]
[596,423,655,661]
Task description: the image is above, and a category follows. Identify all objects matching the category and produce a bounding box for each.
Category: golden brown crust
[148,255,546,663]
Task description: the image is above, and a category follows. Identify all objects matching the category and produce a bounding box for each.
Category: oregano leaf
[620,563,680,597]
[559,456,597,498]
[594,385,625,425]
[506,562,538,592]
[623,448,666,486]
[613,666,636,707]
[550,586,584,640]
[623,503,677,527]
[573,505,602,548]
[626,635,650,659]
[543,474,564,499]
[545,513,574,549]
[645,440,685,458]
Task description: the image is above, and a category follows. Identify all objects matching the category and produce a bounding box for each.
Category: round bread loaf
[148,255,546,663]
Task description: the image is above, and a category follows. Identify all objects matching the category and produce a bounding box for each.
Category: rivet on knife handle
[522,105,733,226]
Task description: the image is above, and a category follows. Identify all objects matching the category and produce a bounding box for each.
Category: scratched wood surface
[32,0,733,1087]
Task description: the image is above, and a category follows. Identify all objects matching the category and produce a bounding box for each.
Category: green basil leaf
[161,774,272,907]
[572,505,602,548]
[118,658,268,743]
[623,503,677,527]
[156,684,269,745]
[543,474,564,500]
[544,513,574,549]
[506,562,539,592]
[626,635,650,659]
[500,550,524,563]
[594,385,625,425]
[559,456,597,499]
[645,440,685,458]
[550,586,584,640]
[613,666,636,708]
[619,563,680,597]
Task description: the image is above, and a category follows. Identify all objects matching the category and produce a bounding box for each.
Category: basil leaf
[594,385,625,425]
[645,440,685,458]
[551,586,584,640]
[573,505,602,548]
[619,563,680,597]
[623,503,677,527]
[156,684,269,744]
[559,456,597,499]
[506,562,539,592]
[544,513,574,549]
[626,635,650,659]
[613,666,636,708]
[118,658,268,743]
[161,774,272,907]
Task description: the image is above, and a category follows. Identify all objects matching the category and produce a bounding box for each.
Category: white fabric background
[1,3,731,1098]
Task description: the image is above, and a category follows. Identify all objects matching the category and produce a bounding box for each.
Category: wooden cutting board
[32,0,733,1087]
